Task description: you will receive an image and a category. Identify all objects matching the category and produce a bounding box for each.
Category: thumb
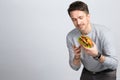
[92,41,96,47]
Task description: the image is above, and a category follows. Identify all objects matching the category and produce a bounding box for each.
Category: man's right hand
[73,45,81,57]
[72,45,81,66]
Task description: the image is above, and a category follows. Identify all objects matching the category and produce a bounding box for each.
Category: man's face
[70,10,90,32]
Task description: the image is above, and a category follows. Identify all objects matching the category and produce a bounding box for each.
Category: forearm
[93,51,118,70]
[101,55,118,70]
[73,55,81,66]
[95,54,118,69]
[93,53,105,63]
[69,55,81,71]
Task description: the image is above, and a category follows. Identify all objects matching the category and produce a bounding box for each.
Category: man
[66,1,118,80]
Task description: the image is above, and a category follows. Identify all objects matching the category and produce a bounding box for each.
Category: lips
[77,24,83,27]
[78,35,93,48]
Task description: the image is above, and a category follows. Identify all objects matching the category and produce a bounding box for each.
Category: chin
[78,27,84,32]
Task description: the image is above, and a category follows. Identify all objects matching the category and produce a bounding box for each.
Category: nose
[77,19,81,25]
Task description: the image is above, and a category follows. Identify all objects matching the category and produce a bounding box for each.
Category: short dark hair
[68,1,89,16]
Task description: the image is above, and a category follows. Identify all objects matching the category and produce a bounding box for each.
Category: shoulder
[92,23,111,35]
[92,23,110,32]
[91,23,113,43]
[92,24,114,43]
[66,28,79,39]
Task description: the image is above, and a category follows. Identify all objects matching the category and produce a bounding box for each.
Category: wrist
[74,55,80,60]
[99,55,105,63]
[93,52,101,60]
[73,55,81,66]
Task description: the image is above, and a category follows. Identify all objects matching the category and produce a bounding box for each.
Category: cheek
[72,21,77,26]
[84,18,89,24]
[87,17,90,23]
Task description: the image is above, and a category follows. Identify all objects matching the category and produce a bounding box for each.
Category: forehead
[70,10,87,18]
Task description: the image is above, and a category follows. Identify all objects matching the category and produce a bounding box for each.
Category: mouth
[77,24,84,29]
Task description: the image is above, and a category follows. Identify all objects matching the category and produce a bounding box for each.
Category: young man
[66,1,118,80]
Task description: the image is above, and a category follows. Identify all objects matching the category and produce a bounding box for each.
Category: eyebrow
[71,16,83,19]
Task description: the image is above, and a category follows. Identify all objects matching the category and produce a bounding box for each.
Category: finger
[73,45,80,50]
[75,49,81,53]
[79,45,82,48]
[73,48,81,55]
[75,53,80,56]
[92,41,96,47]
[75,47,81,53]
[73,45,76,48]
[73,45,78,50]
[81,45,87,49]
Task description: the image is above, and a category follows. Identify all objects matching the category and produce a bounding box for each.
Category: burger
[78,35,93,48]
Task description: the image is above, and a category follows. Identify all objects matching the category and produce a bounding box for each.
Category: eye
[71,18,76,22]
[78,16,83,19]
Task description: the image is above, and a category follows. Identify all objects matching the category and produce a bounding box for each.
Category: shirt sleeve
[101,28,119,70]
[66,35,81,71]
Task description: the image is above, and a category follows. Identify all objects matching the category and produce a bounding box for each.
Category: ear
[87,14,90,19]
[86,14,90,22]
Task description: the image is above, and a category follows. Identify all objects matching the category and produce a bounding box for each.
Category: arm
[73,45,81,66]
[66,35,81,71]
[100,29,118,70]
[81,29,118,70]
[73,54,81,66]
[68,46,81,71]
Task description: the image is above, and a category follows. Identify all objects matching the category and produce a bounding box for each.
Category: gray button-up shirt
[66,23,118,72]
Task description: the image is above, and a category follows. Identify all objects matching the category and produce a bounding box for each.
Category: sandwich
[78,35,93,48]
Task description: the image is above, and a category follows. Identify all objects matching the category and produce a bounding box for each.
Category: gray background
[0,0,120,80]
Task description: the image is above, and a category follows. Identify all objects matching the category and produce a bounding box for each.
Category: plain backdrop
[0,0,120,80]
